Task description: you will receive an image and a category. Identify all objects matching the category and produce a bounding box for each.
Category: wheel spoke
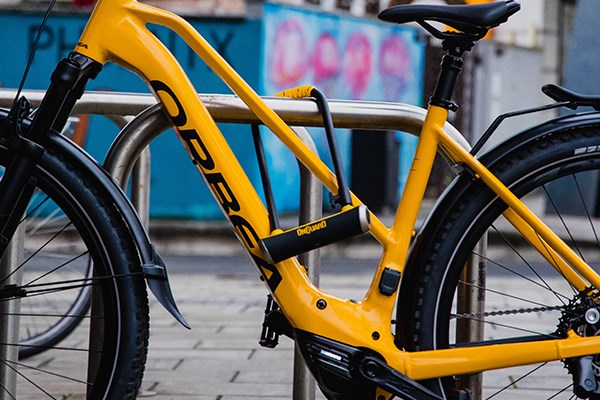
[490,225,575,303]
[0,360,57,399]
[0,221,72,287]
[572,174,600,250]
[472,249,571,304]
[485,363,547,400]
[24,251,89,287]
[543,184,584,262]
[456,279,559,310]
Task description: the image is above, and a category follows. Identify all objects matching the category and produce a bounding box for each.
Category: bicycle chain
[451,304,567,320]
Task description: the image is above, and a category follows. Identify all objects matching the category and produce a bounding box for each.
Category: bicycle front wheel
[0,137,149,399]
[399,126,600,399]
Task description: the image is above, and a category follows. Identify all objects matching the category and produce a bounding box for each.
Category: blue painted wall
[0,6,423,220]
[563,0,600,96]
[0,11,262,219]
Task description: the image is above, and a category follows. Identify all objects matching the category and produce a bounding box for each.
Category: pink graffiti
[313,32,341,83]
[379,35,411,101]
[270,19,308,88]
[342,33,372,99]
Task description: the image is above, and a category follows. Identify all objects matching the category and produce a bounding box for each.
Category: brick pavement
[140,273,338,400]
[12,256,576,399]
[139,269,574,400]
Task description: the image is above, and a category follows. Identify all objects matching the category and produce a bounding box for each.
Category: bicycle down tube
[70,0,600,383]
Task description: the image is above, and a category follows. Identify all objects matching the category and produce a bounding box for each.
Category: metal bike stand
[0,90,469,150]
[0,89,483,398]
[0,225,24,399]
[105,118,323,399]
[102,106,474,399]
[293,127,322,400]
[456,234,488,399]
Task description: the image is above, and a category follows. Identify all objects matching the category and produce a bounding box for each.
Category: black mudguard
[398,110,600,346]
[0,106,189,329]
[48,131,190,329]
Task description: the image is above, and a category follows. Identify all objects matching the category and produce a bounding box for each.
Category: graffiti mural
[263,3,424,102]
[261,3,425,211]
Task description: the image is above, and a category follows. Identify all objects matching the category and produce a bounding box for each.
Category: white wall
[494,0,545,48]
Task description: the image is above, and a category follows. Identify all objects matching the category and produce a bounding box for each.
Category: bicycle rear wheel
[399,126,600,399]
[0,137,149,398]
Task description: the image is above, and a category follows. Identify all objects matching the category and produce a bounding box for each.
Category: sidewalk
[139,254,572,400]
[138,202,589,399]
[140,268,363,399]
[141,273,298,399]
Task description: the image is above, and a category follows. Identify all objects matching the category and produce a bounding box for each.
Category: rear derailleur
[561,295,600,398]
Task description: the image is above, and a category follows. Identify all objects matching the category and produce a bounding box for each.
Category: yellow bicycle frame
[73,0,600,382]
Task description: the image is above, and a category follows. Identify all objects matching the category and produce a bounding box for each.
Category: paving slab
[139,262,578,399]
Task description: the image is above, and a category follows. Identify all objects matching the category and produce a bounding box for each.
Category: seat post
[429,41,471,112]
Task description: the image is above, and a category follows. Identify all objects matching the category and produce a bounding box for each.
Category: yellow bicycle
[4,0,600,398]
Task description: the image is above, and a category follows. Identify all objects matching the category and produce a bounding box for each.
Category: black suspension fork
[0,52,102,260]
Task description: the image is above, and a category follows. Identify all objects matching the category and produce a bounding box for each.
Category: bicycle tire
[398,125,600,399]
[0,135,149,398]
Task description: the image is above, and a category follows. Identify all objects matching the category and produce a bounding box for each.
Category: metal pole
[0,89,479,398]
[96,96,474,400]
[130,147,152,228]
[104,105,169,187]
[0,225,24,399]
[293,127,322,400]
[0,89,468,150]
[456,233,487,399]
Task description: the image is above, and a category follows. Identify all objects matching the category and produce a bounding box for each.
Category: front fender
[0,105,189,329]
[47,131,190,329]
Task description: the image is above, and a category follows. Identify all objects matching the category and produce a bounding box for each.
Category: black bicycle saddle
[378,0,520,36]
[542,83,600,110]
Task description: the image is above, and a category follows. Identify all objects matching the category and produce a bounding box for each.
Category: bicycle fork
[0,53,102,262]
[0,53,101,398]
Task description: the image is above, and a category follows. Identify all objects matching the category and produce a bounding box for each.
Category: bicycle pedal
[260,205,370,264]
[259,295,292,348]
